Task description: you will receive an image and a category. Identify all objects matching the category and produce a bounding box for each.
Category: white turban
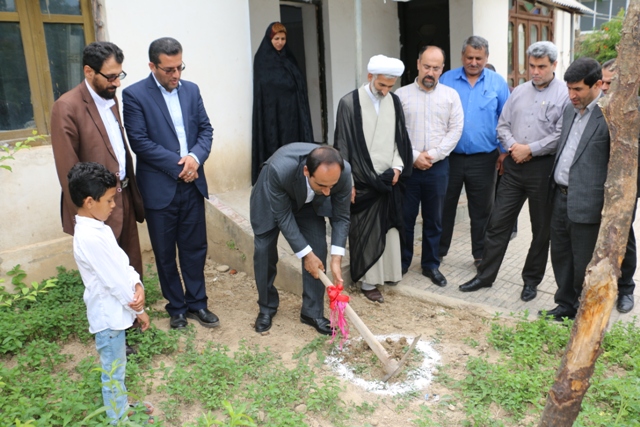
[367,55,404,77]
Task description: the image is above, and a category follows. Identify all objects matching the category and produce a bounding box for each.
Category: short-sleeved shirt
[439,67,510,154]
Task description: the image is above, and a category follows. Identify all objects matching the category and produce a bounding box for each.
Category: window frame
[508,0,555,88]
[0,0,95,141]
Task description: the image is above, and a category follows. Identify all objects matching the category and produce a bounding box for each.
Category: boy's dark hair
[83,42,124,72]
[564,57,602,87]
[306,145,345,176]
[149,37,182,65]
[68,162,117,207]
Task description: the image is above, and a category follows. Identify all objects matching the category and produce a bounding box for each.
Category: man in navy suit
[123,37,218,330]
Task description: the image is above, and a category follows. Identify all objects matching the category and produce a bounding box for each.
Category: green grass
[422,311,640,427]
[0,267,347,426]
[4,267,640,426]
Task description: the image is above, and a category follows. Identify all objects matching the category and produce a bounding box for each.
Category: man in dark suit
[250,143,351,335]
[540,58,609,320]
[123,37,218,330]
[51,41,145,276]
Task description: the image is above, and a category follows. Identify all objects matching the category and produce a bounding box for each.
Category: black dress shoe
[362,288,384,303]
[300,314,332,336]
[520,284,538,302]
[538,306,576,321]
[169,313,188,329]
[617,294,634,313]
[422,268,447,286]
[254,313,274,333]
[459,277,492,292]
[401,266,408,276]
[186,308,220,328]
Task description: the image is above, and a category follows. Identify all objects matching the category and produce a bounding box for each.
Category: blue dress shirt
[439,68,510,154]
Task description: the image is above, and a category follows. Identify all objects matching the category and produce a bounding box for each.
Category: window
[580,0,627,32]
[0,0,94,141]
[508,0,554,88]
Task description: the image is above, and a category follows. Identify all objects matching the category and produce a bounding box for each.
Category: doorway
[280,1,327,144]
[398,0,450,87]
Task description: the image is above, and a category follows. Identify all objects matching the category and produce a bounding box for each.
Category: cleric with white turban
[367,54,405,77]
[332,54,413,303]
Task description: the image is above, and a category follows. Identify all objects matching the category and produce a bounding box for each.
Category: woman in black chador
[252,22,314,185]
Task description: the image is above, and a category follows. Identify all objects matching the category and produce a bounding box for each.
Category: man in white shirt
[395,46,463,286]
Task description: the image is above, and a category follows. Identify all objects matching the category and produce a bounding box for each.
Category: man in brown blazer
[51,42,145,276]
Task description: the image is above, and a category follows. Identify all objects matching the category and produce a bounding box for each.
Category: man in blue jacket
[123,37,218,330]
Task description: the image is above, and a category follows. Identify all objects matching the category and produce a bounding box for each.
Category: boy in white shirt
[68,162,150,423]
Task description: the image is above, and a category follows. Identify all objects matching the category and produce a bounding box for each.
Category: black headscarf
[251,22,315,185]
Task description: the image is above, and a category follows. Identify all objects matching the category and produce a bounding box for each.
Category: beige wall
[0,146,73,281]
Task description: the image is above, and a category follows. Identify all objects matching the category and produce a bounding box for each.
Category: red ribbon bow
[326,284,350,347]
[327,284,350,309]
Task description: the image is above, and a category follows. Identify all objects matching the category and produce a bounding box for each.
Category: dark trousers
[145,182,208,316]
[402,159,449,270]
[477,155,554,285]
[440,150,499,260]
[619,199,637,295]
[550,191,600,310]
[253,203,327,319]
[117,186,143,278]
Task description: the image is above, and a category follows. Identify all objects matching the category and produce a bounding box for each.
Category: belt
[557,184,568,195]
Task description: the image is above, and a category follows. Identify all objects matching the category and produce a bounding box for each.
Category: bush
[575,9,624,62]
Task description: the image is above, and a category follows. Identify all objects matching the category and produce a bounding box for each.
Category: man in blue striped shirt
[439,36,510,268]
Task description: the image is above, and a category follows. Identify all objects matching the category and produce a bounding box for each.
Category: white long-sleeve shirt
[395,79,464,164]
[73,215,143,334]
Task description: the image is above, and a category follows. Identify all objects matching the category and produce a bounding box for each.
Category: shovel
[318,270,421,382]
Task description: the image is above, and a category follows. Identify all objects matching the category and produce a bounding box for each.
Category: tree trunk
[538,2,640,426]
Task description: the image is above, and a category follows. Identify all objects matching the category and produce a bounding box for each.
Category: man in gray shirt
[459,41,569,301]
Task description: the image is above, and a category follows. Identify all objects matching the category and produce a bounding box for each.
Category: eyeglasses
[156,62,186,74]
[96,70,127,82]
[421,66,442,73]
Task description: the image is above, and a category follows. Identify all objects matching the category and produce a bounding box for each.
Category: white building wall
[448,0,509,76]
[0,146,74,280]
[554,10,575,80]
[449,0,473,70]
[1,0,254,283]
[473,0,510,78]
[249,0,281,55]
[2,0,580,283]
[106,0,254,193]
[323,0,400,144]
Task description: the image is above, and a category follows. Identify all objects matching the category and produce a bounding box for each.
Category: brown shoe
[362,288,384,303]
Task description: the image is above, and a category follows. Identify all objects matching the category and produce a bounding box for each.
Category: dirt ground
[66,257,502,426]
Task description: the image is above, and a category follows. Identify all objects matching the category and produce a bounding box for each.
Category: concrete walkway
[211,187,639,323]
